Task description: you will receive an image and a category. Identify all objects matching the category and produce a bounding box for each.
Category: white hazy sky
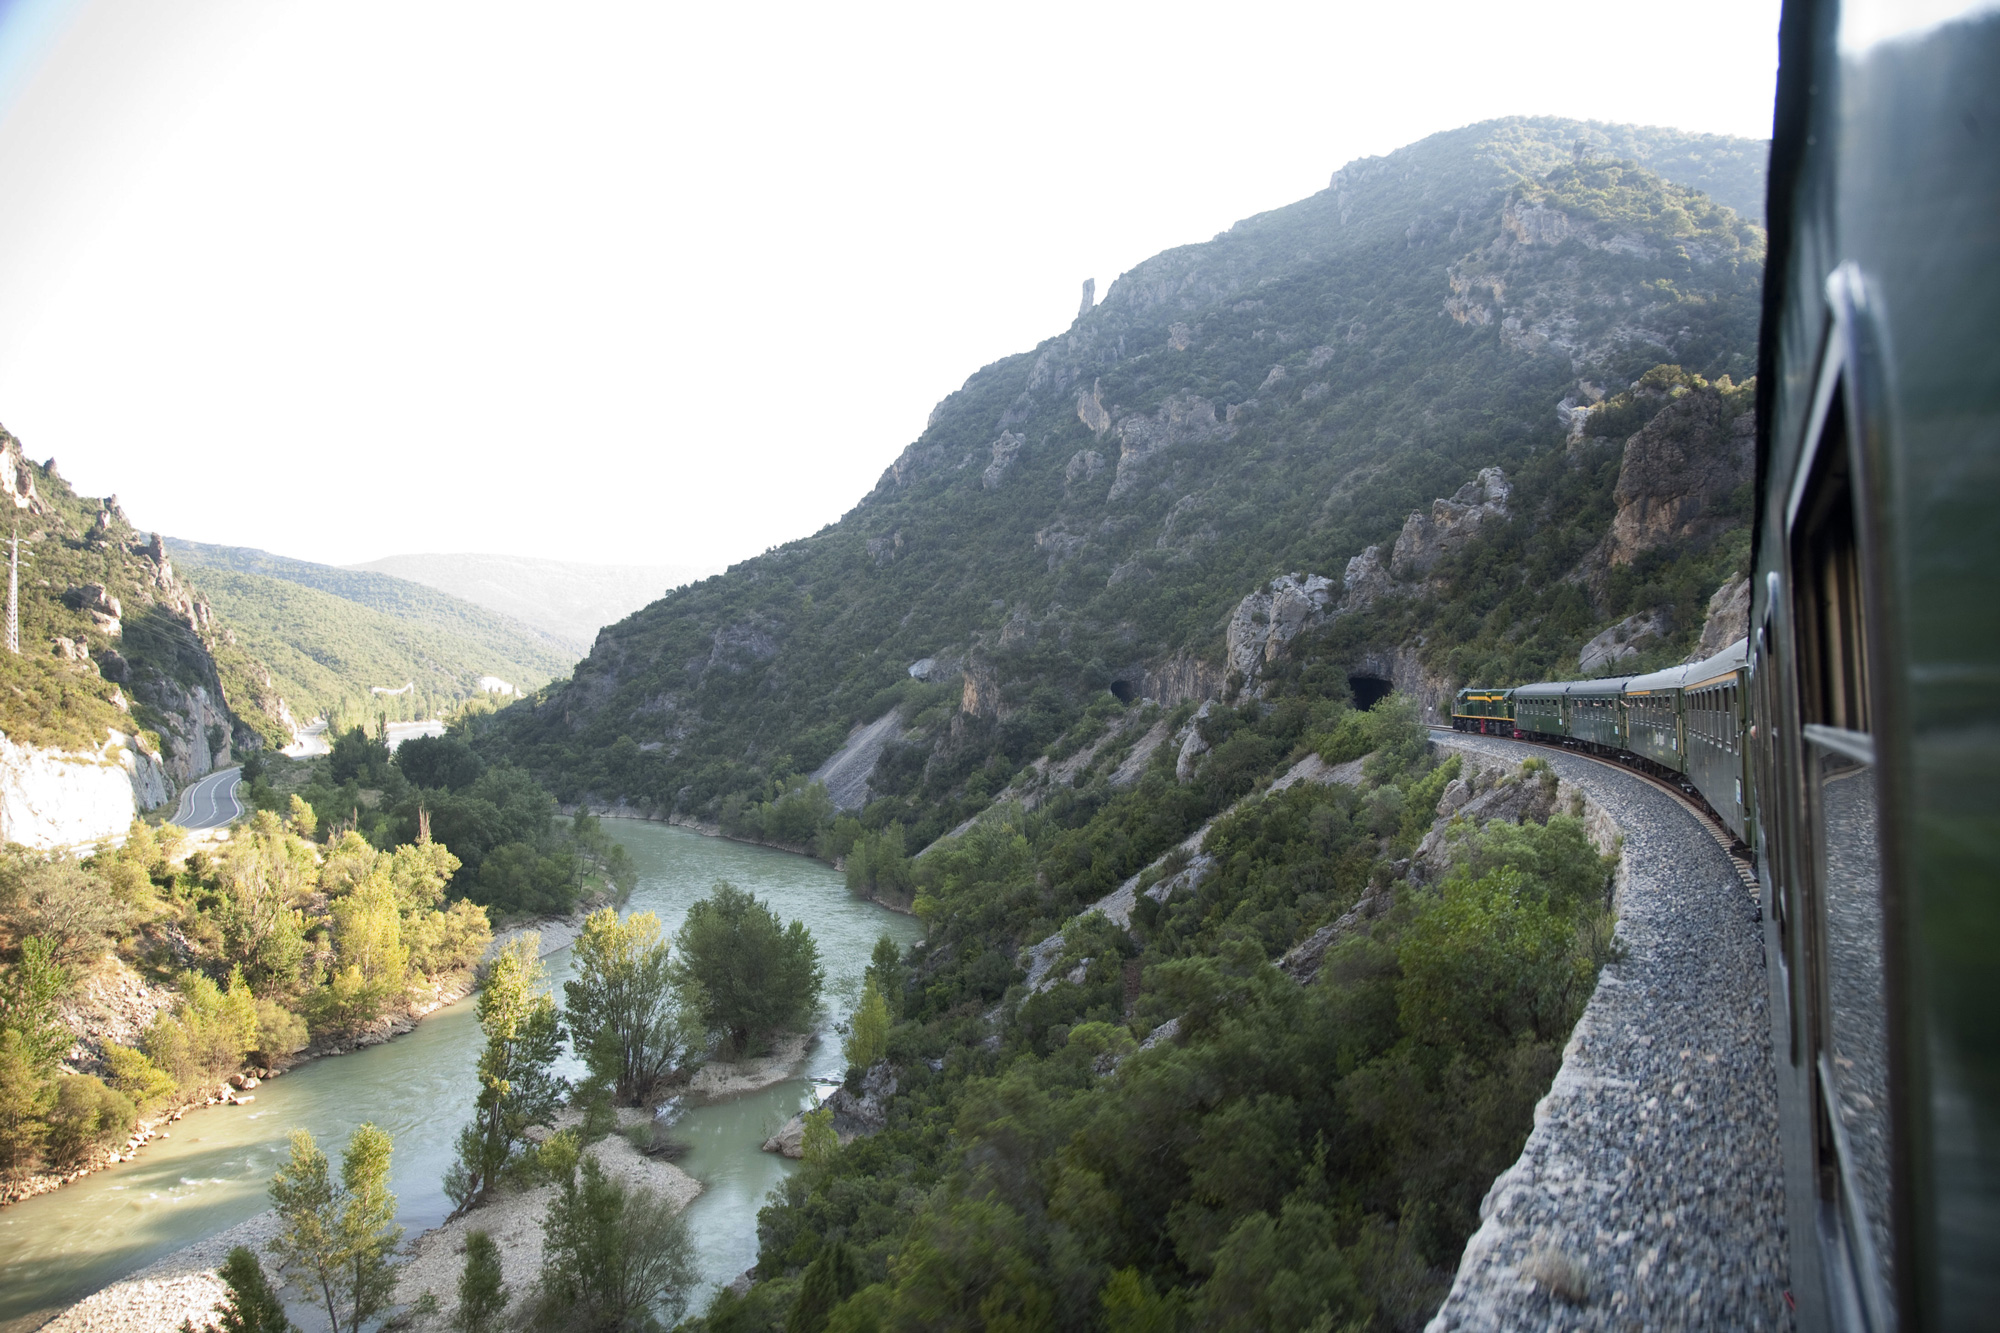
[0,0,1782,570]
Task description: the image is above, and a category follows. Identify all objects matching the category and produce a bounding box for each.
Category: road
[171,766,244,831]
[284,719,330,758]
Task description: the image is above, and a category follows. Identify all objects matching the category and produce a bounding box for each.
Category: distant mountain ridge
[166,539,575,725]
[350,552,715,652]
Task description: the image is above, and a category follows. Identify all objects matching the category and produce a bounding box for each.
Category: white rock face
[1339,468,1513,614]
[1685,574,1751,663]
[982,431,1025,489]
[1225,573,1337,685]
[0,729,169,849]
[1578,609,1669,674]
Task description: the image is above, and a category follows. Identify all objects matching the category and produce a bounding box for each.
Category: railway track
[1430,727,1762,904]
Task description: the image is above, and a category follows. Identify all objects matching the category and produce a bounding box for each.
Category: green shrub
[43,1074,136,1168]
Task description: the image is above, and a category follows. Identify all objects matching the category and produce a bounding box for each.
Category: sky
[0,0,1783,571]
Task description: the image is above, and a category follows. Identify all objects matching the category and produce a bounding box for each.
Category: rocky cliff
[0,730,169,848]
[0,424,296,845]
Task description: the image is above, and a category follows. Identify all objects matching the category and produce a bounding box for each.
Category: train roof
[1566,675,1637,698]
[1623,637,1748,695]
[1680,638,1749,689]
[1511,681,1570,700]
[1455,685,1513,698]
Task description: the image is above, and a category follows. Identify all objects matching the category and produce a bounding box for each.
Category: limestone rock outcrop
[1603,391,1753,567]
[0,730,169,849]
[1389,468,1512,579]
[1578,609,1669,674]
[1686,574,1751,662]
[1107,393,1232,500]
[982,432,1025,490]
[1225,574,1337,684]
[1342,468,1512,613]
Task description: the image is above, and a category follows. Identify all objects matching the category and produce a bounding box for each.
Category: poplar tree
[445,935,566,1213]
[842,976,890,1071]
[269,1124,402,1333]
[564,909,693,1104]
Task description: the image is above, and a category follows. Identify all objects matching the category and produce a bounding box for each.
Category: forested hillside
[625,117,1770,1332]
[473,116,1765,827]
[0,425,289,768]
[168,541,574,727]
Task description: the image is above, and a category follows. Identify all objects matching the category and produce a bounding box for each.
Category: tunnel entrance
[1349,674,1393,710]
[1109,679,1138,704]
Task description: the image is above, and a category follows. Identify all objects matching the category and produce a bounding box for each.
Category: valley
[1,113,1780,1333]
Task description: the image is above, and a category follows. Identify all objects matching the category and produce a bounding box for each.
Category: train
[1449,637,1754,847]
[1447,2,2000,1324]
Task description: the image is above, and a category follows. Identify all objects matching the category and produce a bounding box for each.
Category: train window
[1790,375,1895,1327]
[1793,392,1872,737]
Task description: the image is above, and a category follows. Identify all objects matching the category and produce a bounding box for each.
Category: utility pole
[6,522,18,656]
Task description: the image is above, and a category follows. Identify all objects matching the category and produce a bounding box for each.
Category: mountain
[350,553,715,652]
[166,540,576,726]
[470,116,1766,837]
[0,425,294,843]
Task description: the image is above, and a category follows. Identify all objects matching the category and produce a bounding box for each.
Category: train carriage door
[1789,350,1898,1332]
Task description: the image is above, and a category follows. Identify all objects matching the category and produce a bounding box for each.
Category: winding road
[170,766,244,831]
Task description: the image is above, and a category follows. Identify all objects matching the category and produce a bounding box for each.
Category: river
[0,822,921,1332]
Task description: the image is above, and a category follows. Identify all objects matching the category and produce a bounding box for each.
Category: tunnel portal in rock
[1109,680,1137,704]
[1349,674,1393,710]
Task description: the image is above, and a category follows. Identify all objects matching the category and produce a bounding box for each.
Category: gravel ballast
[1424,733,1791,1333]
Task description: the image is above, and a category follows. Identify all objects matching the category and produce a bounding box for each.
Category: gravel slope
[1424,733,1791,1332]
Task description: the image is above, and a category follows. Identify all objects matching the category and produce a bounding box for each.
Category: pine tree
[212,1245,297,1333]
[454,1231,508,1333]
[787,1242,861,1333]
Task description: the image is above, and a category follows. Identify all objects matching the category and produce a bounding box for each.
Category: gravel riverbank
[1424,733,1790,1332]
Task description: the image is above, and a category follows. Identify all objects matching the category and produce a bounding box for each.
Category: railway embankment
[1425,732,1790,1332]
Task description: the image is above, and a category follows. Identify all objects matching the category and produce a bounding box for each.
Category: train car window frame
[1785,264,1905,1333]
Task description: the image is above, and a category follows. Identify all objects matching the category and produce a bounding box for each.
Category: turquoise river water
[0,822,922,1332]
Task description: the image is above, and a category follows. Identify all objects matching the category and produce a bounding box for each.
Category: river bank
[1,913,586,1211]
[39,1032,821,1333]
[3,822,920,1333]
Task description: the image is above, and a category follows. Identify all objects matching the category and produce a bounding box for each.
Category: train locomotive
[1450,2,1999,1323]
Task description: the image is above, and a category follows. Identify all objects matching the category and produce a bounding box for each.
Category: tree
[528,1154,697,1332]
[2,856,123,965]
[670,882,823,1056]
[454,1230,509,1333]
[202,1245,298,1333]
[338,1123,403,1331]
[102,1042,178,1114]
[396,734,485,791]
[799,1105,838,1169]
[144,969,259,1092]
[1,935,73,1070]
[43,1073,136,1168]
[788,1242,861,1333]
[445,936,567,1213]
[0,1028,52,1171]
[564,910,693,1104]
[843,976,889,1072]
[269,1124,403,1333]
